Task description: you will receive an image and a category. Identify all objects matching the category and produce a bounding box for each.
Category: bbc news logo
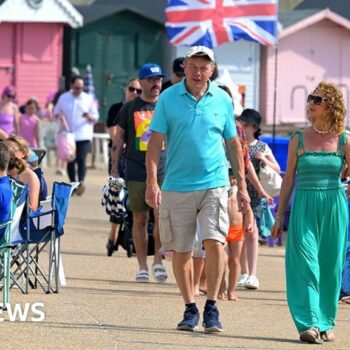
[0,303,45,322]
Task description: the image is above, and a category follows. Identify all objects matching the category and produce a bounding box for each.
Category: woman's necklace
[312,123,332,135]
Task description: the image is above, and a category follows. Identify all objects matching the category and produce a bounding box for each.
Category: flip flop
[135,270,149,283]
[152,264,168,283]
[299,328,323,344]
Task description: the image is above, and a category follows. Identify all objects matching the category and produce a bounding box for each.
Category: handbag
[259,163,282,197]
[56,116,76,162]
[258,198,275,237]
[56,131,76,162]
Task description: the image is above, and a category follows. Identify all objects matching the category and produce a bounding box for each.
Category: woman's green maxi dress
[286,131,348,333]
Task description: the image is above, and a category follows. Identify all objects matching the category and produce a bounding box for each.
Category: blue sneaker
[177,307,199,331]
[202,304,223,333]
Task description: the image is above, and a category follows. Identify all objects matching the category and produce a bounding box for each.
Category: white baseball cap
[185,46,215,62]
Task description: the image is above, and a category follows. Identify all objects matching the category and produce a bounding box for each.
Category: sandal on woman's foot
[299,328,322,344]
[152,264,168,283]
[135,270,149,283]
[320,330,335,342]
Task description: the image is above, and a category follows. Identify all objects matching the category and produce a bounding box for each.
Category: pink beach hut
[260,9,350,129]
[0,0,82,108]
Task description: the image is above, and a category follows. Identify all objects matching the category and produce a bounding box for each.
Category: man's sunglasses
[128,86,142,94]
[307,94,327,105]
[6,94,15,99]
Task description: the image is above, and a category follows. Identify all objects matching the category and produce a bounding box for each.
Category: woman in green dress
[271,81,350,344]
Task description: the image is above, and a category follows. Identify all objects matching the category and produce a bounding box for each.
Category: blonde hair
[6,135,30,159]
[7,147,26,174]
[308,81,346,135]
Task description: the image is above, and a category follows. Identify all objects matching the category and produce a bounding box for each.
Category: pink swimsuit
[19,114,39,147]
[0,113,15,134]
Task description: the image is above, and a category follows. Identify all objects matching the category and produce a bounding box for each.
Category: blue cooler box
[260,135,289,172]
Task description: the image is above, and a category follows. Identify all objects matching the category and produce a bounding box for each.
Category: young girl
[237,109,280,289]
[218,122,270,300]
[19,99,40,148]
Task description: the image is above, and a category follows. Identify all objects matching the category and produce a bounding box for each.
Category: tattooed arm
[110,125,125,178]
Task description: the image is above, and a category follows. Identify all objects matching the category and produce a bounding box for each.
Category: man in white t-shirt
[54,76,99,195]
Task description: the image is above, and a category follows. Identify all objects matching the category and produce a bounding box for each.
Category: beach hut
[0,0,82,107]
[260,8,350,129]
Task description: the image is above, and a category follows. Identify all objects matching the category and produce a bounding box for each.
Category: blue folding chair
[20,182,73,294]
[0,181,29,308]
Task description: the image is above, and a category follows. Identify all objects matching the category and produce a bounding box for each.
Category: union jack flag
[165,0,278,48]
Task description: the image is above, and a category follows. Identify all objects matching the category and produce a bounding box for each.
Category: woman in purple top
[0,86,19,139]
[19,99,40,148]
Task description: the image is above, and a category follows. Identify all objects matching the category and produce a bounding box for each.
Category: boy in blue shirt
[0,142,12,237]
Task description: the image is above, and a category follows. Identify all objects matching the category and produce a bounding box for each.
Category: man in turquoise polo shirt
[145,46,250,333]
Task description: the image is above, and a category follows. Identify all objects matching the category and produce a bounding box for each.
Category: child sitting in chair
[0,142,12,237]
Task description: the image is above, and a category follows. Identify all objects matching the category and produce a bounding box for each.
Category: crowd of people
[102,46,350,343]
[0,75,99,197]
[1,45,350,344]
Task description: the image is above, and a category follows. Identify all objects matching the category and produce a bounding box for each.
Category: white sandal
[135,270,149,283]
[152,264,168,283]
[244,275,260,289]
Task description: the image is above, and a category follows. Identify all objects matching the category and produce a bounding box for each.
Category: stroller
[115,204,155,258]
[101,179,155,258]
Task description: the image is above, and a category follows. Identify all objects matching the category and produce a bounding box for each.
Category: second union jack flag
[165,0,278,48]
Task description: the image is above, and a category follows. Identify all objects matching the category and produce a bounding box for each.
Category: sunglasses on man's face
[6,94,15,99]
[307,94,327,105]
[128,86,142,94]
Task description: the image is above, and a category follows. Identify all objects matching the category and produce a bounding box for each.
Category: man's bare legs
[173,252,194,304]
[132,211,149,271]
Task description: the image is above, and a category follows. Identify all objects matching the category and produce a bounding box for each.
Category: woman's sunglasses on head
[307,94,327,105]
[128,86,142,94]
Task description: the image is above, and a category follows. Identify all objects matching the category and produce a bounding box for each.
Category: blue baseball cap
[138,63,166,79]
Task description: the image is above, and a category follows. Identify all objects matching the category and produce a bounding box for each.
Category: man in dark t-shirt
[110,63,167,283]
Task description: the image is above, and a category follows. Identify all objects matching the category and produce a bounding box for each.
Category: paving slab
[1,166,349,350]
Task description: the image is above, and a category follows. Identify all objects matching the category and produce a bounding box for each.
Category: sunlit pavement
[2,165,349,350]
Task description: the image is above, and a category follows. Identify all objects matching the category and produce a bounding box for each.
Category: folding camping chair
[0,181,29,308]
[19,181,74,294]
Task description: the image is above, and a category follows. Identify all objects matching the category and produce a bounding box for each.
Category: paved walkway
[2,166,350,349]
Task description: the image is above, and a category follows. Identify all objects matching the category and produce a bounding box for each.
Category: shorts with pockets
[159,187,229,252]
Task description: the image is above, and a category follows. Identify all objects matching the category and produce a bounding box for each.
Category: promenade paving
[1,166,349,349]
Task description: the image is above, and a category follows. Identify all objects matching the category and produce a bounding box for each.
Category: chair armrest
[0,219,12,229]
[29,209,54,219]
